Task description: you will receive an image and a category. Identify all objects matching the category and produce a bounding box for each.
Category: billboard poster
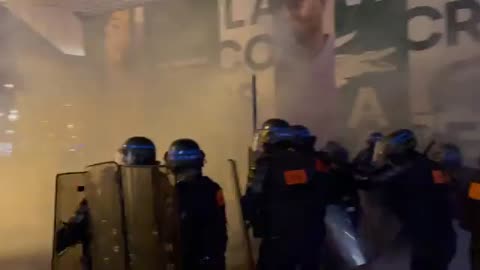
[145,0,220,68]
[273,0,336,146]
[335,0,409,150]
[219,0,276,123]
[408,0,480,165]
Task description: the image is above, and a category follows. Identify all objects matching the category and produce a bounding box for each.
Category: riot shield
[52,172,87,270]
[228,159,256,270]
[85,162,126,270]
[227,159,257,270]
[85,162,177,270]
[120,165,176,270]
[325,205,368,269]
[357,189,402,261]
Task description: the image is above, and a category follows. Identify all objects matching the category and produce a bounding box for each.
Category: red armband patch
[315,159,329,173]
[432,170,449,184]
[284,170,308,185]
[216,190,225,207]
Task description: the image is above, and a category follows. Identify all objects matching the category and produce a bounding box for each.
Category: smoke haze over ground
[0,2,253,268]
[0,0,478,269]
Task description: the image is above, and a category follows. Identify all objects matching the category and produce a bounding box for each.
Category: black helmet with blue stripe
[387,129,417,155]
[291,124,316,150]
[253,119,295,152]
[442,143,463,169]
[165,138,205,170]
[262,118,289,130]
[118,137,157,165]
[372,130,416,166]
[429,142,463,170]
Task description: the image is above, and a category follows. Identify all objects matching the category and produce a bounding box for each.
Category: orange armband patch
[469,182,480,200]
[216,190,225,207]
[432,170,449,184]
[284,170,307,185]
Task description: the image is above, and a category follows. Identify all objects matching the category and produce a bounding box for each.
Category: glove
[56,222,77,254]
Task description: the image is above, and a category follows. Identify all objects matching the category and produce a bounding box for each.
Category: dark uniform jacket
[175,175,227,270]
[459,168,480,270]
[382,152,455,242]
[243,148,328,245]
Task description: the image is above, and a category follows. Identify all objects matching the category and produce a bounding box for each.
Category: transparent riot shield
[85,162,177,270]
[120,165,177,270]
[357,189,402,262]
[85,162,126,270]
[52,172,87,270]
[325,205,368,269]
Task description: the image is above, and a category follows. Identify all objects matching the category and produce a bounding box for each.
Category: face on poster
[273,0,337,146]
[273,0,336,144]
[275,0,334,53]
[285,0,325,47]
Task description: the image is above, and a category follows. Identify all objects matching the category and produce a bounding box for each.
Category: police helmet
[321,141,349,163]
[429,143,463,170]
[253,118,294,151]
[291,124,316,149]
[261,118,289,130]
[118,136,157,166]
[165,139,205,170]
[387,129,417,155]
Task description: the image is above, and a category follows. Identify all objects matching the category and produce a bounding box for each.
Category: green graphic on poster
[335,0,409,150]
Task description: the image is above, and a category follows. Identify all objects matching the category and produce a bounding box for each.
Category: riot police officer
[353,132,383,174]
[427,143,466,221]
[320,141,361,227]
[290,125,368,269]
[244,118,295,238]
[291,126,359,223]
[242,119,327,270]
[465,158,480,270]
[165,138,227,270]
[371,129,456,270]
[54,136,176,270]
[431,143,480,270]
